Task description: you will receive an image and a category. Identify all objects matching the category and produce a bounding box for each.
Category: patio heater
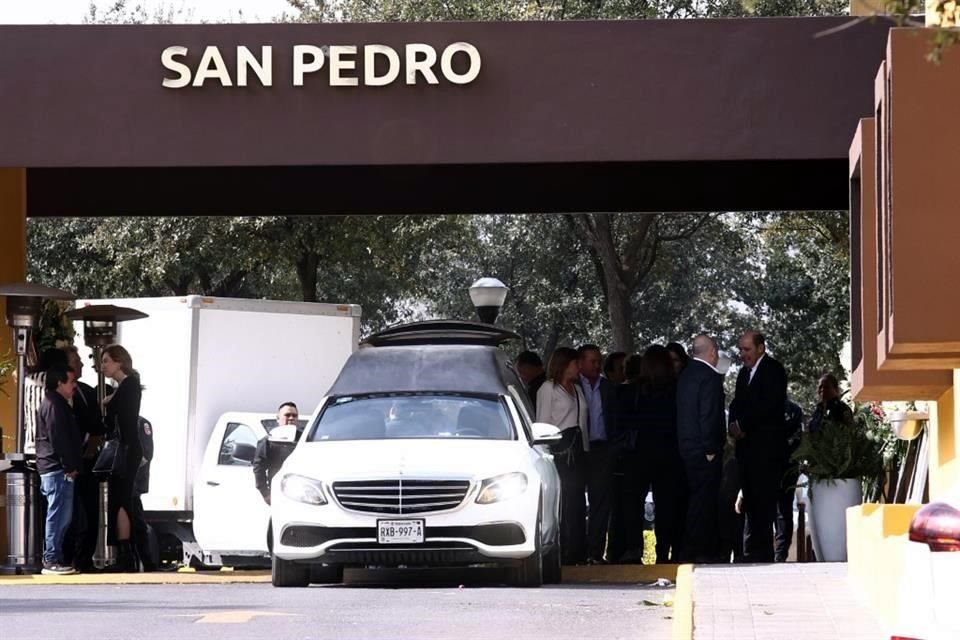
[468,277,509,325]
[65,305,148,406]
[64,304,148,568]
[0,282,75,575]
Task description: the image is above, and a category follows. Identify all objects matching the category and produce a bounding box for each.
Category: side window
[219,422,259,466]
[507,386,534,443]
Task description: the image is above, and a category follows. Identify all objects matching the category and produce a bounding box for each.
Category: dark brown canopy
[0,18,891,215]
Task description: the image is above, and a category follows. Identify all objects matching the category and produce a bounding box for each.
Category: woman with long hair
[100,344,144,572]
[536,347,588,565]
[614,344,687,563]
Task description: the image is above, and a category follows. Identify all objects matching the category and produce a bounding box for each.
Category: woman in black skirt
[101,344,143,572]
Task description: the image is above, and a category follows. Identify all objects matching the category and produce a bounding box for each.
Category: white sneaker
[41,563,77,575]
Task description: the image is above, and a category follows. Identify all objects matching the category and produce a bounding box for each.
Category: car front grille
[332,479,471,515]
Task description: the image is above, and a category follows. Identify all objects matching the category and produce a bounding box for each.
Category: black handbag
[92,438,124,476]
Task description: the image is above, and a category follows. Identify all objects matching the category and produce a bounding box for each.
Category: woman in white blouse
[535,346,588,564]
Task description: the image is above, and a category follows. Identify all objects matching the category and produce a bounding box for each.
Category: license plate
[377,519,425,544]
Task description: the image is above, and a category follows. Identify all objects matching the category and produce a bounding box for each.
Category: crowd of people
[31,343,152,576]
[515,331,846,565]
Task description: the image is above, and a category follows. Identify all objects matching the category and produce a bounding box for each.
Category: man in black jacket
[253,402,302,505]
[36,364,84,575]
[676,334,727,563]
[729,330,788,563]
[62,346,105,572]
[515,351,546,413]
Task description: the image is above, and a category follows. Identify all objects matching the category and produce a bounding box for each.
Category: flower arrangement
[856,402,908,467]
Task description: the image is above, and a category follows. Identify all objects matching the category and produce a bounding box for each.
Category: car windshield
[309,393,515,441]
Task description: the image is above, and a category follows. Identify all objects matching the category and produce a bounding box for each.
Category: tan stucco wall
[878,30,960,368]
[849,117,952,401]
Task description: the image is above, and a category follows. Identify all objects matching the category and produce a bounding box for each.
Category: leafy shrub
[791,405,884,483]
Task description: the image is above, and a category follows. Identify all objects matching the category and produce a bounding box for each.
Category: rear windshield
[309,393,515,442]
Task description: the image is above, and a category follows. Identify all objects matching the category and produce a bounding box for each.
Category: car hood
[283,439,532,481]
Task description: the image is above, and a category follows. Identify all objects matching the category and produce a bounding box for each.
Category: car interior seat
[456,405,502,438]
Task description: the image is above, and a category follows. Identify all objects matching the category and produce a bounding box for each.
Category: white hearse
[269,321,566,587]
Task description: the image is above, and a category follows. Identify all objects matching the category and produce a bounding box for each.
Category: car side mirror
[531,422,564,446]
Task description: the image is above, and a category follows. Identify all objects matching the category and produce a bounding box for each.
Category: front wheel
[271,554,310,587]
[507,509,544,587]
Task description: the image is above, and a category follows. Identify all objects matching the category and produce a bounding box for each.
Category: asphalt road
[0,570,675,640]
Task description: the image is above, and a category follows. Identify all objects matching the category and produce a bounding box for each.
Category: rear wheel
[271,554,310,587]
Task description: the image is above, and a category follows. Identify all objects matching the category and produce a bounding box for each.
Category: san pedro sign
[161,43,482,88]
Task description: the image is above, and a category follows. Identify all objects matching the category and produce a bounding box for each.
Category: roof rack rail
[362,320,520,347]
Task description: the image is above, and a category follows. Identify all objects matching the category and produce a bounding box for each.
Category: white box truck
[71,295,361,566]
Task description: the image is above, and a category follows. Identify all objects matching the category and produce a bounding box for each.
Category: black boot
[102,541,140,573]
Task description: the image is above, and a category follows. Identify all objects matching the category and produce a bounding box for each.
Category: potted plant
[792,403,885,561]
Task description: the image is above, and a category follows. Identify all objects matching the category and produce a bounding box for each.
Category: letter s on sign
[162,46,191,89]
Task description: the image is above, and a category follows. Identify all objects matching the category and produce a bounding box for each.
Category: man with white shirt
[729,330,788,563]
[676,334,727,563]
[577,344,617,564]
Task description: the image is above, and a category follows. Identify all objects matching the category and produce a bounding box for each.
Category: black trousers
[681,454,723,563]
[585,441,616,561]
[620,445,687,563]
[740,446,786,563]
[555,437,587,565]
[63,465,100,568]
[774,463,800,562]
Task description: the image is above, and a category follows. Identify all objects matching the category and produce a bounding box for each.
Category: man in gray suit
[676,334,727,563]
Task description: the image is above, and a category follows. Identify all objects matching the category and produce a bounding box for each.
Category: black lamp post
[468,278,508,325]
[0,282,75,575]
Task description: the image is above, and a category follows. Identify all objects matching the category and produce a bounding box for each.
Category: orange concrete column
[0,168,27,451]
[929,372,959,498]
[0,168,27,558]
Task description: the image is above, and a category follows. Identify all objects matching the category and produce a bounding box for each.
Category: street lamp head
[469,277,508,325]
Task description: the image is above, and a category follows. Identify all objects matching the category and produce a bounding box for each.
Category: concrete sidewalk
[689,563,883,640]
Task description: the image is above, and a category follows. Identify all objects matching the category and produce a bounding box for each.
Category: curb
[561,563,679,584]
[671,564,694,640]
[0,570,271,586]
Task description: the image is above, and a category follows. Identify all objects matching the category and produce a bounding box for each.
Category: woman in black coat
[101,344,144,571]
[614,344,687,563]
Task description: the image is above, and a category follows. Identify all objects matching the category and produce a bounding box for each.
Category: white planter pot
[809,478,862,562]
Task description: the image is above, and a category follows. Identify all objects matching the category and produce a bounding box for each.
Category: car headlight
[476,472,528,504]
[280,474,327,505]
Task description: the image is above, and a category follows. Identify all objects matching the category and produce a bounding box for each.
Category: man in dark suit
[676,334,727,563]
[577,344,618,563]
[515,351,547,413]
[728,330,788,563]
